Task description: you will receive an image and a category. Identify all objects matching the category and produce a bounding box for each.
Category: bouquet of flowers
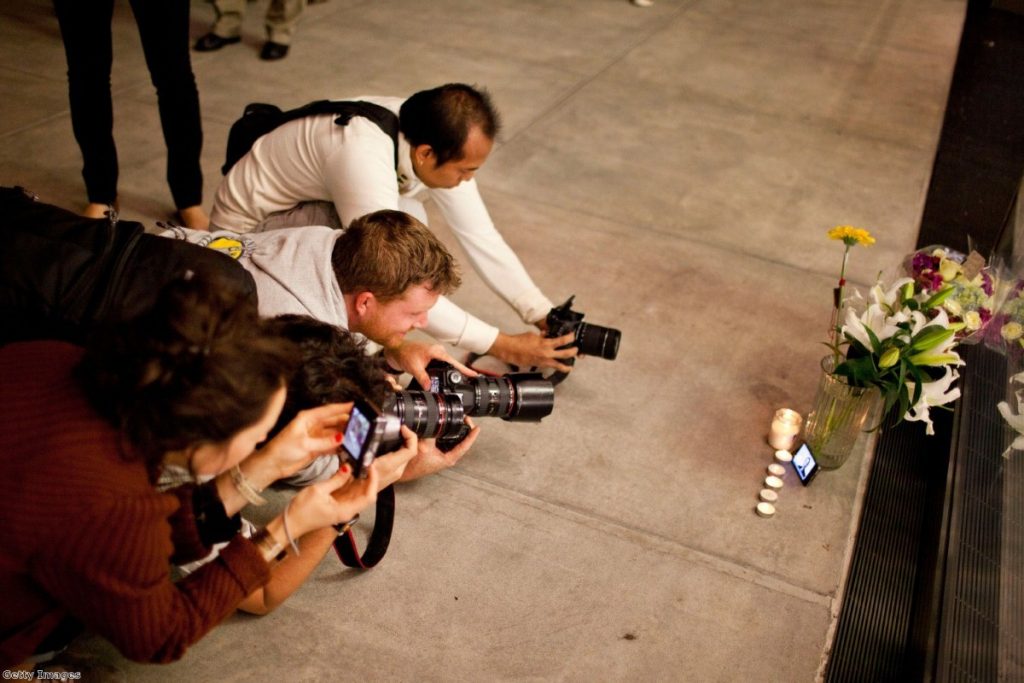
[989,278,1024,355]
[905,246,996,340]
[835,277,964,435]
[811,227,965,456]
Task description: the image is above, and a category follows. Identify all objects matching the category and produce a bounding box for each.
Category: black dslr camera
[544,296,621,383]
[388,361,555,449]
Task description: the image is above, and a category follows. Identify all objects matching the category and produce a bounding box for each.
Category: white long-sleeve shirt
[210,96,553,353]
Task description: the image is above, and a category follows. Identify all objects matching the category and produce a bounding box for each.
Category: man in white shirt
[210,83,576,373]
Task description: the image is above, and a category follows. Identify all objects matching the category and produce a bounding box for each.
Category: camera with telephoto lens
[390,361,556,449]
[544,296,621,383]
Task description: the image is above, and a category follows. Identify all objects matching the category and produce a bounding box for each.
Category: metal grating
[825,395,952,682]
[936,344,1007,682]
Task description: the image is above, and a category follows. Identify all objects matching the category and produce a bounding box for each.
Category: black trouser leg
[130,0,204,209]
[53,0,118,205]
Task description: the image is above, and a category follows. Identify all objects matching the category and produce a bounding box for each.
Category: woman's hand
[249,402,352,484]
[371,425,418,489]
[286,465,379,538]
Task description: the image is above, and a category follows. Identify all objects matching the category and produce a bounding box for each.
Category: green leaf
[907,363,925,407]
[864,324,883,355]
[921,285,955,311]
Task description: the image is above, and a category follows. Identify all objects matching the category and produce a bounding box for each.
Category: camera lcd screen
[342,403,373,463]
[792,443,819,485]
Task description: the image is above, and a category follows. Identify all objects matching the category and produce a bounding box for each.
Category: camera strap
[333,484,395,569]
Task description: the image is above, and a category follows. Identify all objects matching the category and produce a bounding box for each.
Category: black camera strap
[333,484,395,569]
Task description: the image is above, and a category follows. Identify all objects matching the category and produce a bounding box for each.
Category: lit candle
[768,409,802,451]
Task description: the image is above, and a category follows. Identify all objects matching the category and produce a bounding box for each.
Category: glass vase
[803,356,881,469]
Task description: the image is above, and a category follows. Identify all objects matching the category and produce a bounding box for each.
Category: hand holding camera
[383,339,478,389]
[489,329,578,372]
[399,416,480,482]
[285,464,379,539]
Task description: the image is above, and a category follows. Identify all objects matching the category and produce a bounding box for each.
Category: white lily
[903,366,962,436]
[997,401,1024,457]
[997,371,1024,458]
[841,282,914,349]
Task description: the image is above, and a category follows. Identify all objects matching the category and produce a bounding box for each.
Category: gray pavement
[0,0,966,680]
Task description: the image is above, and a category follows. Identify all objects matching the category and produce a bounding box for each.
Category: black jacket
[0,186,256,345]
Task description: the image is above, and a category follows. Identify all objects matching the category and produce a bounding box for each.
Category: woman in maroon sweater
[0,275,398,667]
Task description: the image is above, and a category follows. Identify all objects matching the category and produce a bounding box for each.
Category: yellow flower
[828,225,875,247]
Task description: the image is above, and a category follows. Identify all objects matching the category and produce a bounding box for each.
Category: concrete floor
[0,0,966,680]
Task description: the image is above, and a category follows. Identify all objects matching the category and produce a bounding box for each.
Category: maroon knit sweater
[0,342,271,667]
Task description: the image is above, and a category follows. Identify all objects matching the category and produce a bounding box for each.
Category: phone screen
[341,403,373,465]
[792,443,819,485]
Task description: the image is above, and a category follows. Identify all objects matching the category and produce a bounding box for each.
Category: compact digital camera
[338,398,403,478]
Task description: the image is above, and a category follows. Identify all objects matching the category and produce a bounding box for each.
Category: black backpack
[221,99,400,175]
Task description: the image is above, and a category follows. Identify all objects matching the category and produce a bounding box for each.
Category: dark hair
[78,273,298,478]
[399,83,501,166]
[332,209,460,300]
[264,315,389,436]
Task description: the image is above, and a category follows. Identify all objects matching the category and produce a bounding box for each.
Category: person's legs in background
[131,0,209,229]
[261,0,306,60]
[194,0,245,51]
[53,0,119,218]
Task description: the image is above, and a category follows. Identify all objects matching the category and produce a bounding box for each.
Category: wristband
[230,464,268,506]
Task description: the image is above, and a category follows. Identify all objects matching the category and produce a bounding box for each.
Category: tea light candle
[774,449,793,464]
[768,409,802,451]
[767,463,786,477]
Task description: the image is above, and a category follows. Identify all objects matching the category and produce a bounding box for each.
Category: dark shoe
[193,33,241,52]
[259,41,289,60]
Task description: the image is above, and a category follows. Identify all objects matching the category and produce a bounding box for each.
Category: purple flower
[919,271,944,292]
[981,271,994,296]
[980,307,992,324]
[912,251,940,275]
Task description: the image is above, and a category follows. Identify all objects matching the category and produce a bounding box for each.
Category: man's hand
[384,340,478,388]
[399,418,480,482]
[488,331,577,372]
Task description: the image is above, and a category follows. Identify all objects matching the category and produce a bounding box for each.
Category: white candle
[768,409,802,451]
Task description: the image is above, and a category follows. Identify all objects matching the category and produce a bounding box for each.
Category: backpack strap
[221,99,400,175]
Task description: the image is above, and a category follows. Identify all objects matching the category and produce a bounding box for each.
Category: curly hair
[263,315,390,436]
[77,273,298,478]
